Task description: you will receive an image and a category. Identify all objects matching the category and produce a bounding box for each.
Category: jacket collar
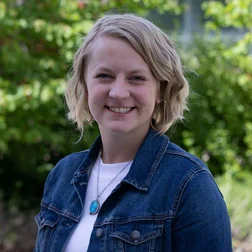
[122,129,169,192]
[76,128,169,192]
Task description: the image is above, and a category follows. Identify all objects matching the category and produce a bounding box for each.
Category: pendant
[90,199,100,215]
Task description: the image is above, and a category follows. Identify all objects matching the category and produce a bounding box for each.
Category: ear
[156,97,161,104]
[155,80,162,104]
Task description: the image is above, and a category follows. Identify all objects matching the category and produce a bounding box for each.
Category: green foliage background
[176,0,252,178]
[0,0,183,210]
[0,0,251,230]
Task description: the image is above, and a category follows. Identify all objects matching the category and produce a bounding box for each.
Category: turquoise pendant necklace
[90,198,100,215]
[89,153,131,215]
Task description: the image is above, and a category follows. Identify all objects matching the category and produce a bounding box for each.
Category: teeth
[109,107,132,113]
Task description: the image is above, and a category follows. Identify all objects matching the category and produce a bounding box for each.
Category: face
[85,36,160,138]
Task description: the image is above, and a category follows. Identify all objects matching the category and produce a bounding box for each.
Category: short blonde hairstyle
[65,13,189,135]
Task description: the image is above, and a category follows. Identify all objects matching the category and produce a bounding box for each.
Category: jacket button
[96,228,103,238]
[131,230,140,241]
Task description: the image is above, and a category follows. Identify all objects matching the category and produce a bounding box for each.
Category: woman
[34,14,232,251]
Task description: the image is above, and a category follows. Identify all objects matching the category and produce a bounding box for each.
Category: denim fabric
[34,129,232,252]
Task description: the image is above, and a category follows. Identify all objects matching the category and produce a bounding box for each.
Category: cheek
[141,96,157,114]
[87,87,107,106]
[149,88,160,107]
[136,88,156,106]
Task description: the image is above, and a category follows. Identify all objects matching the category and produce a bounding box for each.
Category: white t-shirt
[64,155,132,252]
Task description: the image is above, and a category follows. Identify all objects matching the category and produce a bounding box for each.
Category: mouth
[106,106,135,114]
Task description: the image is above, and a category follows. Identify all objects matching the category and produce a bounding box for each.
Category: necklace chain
[96,153,131,200]
[90,152,132,215]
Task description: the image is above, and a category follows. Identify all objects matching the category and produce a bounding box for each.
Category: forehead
[89,35,135,56]
[87,36,149,70]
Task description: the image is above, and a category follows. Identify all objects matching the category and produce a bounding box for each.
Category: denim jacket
[34,129,232,252]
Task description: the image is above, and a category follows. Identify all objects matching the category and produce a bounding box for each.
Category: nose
[109,77,130,99]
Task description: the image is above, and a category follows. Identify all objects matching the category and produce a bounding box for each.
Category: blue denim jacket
[34,129,232,251]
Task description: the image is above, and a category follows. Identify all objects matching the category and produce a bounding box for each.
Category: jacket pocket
[34,207,61,252]
[110,220,163,252]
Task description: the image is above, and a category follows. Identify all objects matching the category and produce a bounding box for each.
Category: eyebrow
[129,69,150,75]
[94,66,112,72]
[94,66,150,75]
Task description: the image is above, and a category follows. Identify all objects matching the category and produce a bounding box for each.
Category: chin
[107,127,132,135]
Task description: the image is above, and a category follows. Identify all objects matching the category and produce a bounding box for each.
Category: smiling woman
[85,36,159,141]
[34,14,232,252]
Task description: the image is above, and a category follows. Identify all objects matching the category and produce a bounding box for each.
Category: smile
[108,107,133,114]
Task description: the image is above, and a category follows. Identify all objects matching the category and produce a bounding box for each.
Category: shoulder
[55,150,89,170]
[151,139,226,217]
[45,150,90,185]
[146,132,212,190]
[157,139,219,199]
[55,149,89,171]
[160,140,210,180]
[165,141,207,170]
[162,140,224,205]
[40,149,90,205]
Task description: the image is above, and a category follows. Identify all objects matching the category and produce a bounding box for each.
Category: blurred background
[0,0,251,251]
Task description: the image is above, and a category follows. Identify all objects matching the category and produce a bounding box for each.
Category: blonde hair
[65,13,189,135]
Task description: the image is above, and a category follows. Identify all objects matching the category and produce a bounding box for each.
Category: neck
[100,128,149,164]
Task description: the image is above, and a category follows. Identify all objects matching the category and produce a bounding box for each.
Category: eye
[96,73,112,79]
[129,76,146,81]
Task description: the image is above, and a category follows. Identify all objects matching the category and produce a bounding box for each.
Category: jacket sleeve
[171,170,232,252]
